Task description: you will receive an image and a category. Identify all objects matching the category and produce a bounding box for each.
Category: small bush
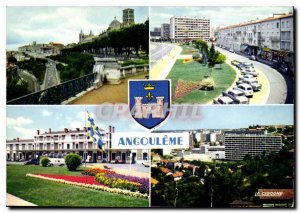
[40,157,50,167]
[199,78,215,90]
[65,154,82,171]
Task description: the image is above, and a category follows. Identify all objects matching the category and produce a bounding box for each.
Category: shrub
[192,53,202,62]
[40,157,50,167]
[65,154,82,171]
[199,77,215,90]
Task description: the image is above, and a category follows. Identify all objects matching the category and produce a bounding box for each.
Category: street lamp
[129,152,132,171]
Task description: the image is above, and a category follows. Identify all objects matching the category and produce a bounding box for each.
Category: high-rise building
[224,131,282,160]
[170,16,210,42]
[161,23,170,39]
[123,8,135,27]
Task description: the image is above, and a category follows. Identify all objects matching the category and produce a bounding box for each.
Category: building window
[277,22,279,28]
[143,153,148,160]
[67,144,70,149]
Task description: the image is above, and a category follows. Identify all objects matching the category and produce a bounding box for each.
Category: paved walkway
[6,193,37,207]
[86,163,149,178]
[70,73,147,104]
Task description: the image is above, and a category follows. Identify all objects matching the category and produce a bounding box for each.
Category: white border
[1,0,299,212]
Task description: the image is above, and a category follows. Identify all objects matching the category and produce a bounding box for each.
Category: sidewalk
[87,163,149,178]
[150,44,182,80]
[6,193,37,207]
[236,51,276,68]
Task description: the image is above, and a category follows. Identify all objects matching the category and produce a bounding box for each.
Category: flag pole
[85,106,87,168]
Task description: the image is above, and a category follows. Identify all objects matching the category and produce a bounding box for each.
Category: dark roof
[6,139,33,143]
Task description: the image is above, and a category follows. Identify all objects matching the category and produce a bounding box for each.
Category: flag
[86,112,105,152]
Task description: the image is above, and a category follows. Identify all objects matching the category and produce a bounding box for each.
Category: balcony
[270,36,280,43]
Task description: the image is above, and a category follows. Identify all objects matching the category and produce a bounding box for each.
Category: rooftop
[172,172,184,178]
[160,167,172,174]
[220,13,293,30]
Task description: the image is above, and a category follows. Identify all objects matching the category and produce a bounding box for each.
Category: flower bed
[26,173,148,199]
[173,79,202,100]
[81,168,115,176]
[95,173,141,192]
[82,168,149,194]
[182,59,193,64]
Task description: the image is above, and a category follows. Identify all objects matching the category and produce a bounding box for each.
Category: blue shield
[129,80,171,130]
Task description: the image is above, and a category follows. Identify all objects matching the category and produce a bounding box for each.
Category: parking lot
[214,46,287,104]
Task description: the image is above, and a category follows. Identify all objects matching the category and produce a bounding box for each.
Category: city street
[42,59,60,90]
[150,42,175,68]
[150,42,181,79]
[215,47,288,104]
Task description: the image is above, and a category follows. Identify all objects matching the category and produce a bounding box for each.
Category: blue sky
[150,6,293,29]
[6,105,293,139]
[6,6,148,50]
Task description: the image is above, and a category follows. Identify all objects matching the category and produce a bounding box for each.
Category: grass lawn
[180,44,199,55]
[167,60,236,104]
[7,164,149,207]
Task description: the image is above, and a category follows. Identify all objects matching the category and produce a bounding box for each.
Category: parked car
[241,62,254,68]
[240,65,255,71]
[222,90,249,104]
[236,62,246,69]
[231,60,242,67]
[250,55,257,60]
[236,74,256,85]
[142,160,150,167]
[241,69,259,77]
[229,48,235,53]
[243,79,262,91]
[235,83,254,98]
[48,158,65,166]
[213,95,235,104]
[24,159,39,165]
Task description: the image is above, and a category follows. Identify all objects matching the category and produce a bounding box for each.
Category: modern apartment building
[216,13,294,71]
[6,126,149,164]
[224,131,282,160]
[161,23,170,39]
[123,8,135,27]
[170,16,210,42]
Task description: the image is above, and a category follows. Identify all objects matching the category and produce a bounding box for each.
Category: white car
[223,90,249,104]
[213,96,234,104]
[235,83,254,98]
[243,79,262,91]
[49,158,65,166]
[240,74,257,80]
[242,62,254,68]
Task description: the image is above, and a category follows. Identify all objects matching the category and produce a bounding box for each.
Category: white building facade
[6,126,149,164]
[216,13,294,72]
[170,16,210,43]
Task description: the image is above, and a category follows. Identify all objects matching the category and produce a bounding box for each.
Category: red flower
[36,174,105,186]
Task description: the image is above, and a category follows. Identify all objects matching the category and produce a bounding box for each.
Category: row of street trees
[62,20,149,57]
[194,39,226,68]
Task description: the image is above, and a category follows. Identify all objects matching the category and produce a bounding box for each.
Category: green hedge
[65,154,82,171]
[40,157,50,167]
